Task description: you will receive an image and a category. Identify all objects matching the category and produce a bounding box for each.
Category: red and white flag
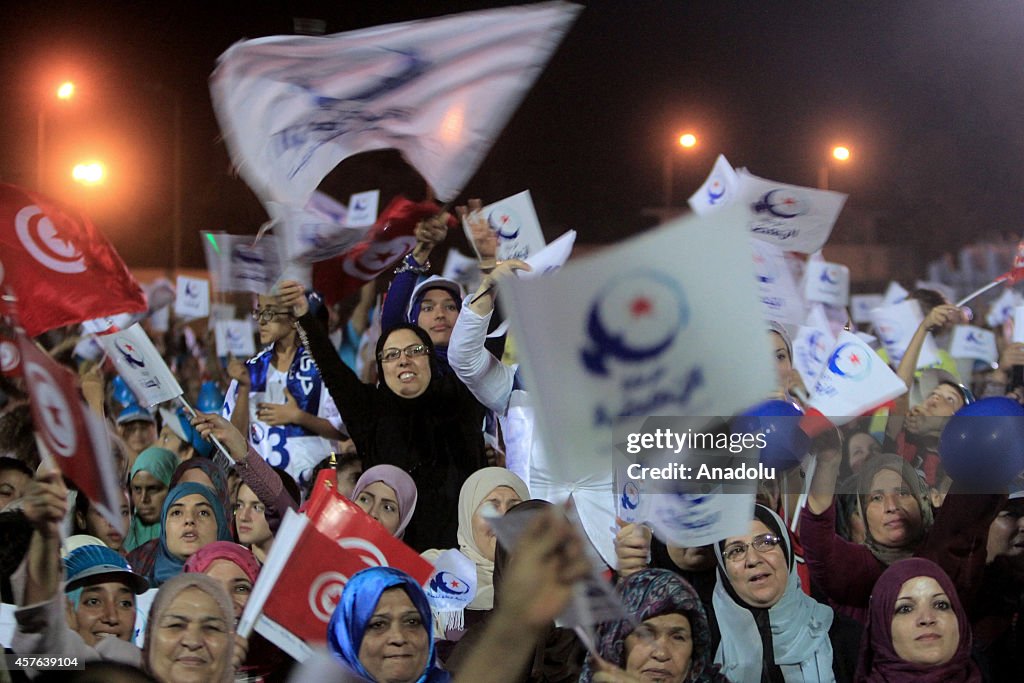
[239,486,433,661]
[16,329,124,532]
[0,184,147,337]
[210,2,581,205]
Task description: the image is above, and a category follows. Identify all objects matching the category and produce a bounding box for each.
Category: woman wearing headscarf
[149,482,232,588]
[578,568,728,683]
[327,565,450,683]
[281,280,489,551]
[855,558,981,682]
[145,572,240,683]
[125,446,178,552]
[351,464,418,538]
[714,504,855,683]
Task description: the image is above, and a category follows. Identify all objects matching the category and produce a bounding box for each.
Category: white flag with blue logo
[214,319,257,358]
[803,261,850,307]
[500,205,775,484]
[792,324,837,392]
[871,299,941,369]
[987,288,1023,327]
[94,324,183,407]
[850,294,883,324]
[463,190,548,262]
[346,189,380,228]
[688,154,740,215]
[749,238,805,325]
[882,281,909,306]
[733,170,847,254]
[808,331,907,423]
[174,276,211,320]
[949,325,997,363]
[210,2,581,205]
[442,249,482,294]
[269,191,364,265]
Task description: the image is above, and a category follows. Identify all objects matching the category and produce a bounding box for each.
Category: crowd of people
[2,196,1024,683]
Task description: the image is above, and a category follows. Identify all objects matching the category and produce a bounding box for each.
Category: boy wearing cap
[14,470,148,671]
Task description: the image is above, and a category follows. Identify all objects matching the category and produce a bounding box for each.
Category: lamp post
[662,132,698,207]
[818,145,851,190]
[37,80,76,192]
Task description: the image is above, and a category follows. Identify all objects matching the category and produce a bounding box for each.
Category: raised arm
[380,213,450,330]
[893,304,964,414]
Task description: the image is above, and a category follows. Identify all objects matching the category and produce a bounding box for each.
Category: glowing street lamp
[832,145,850,162]
[56,81,75,100]
[38,80,77,192]
[679,132,698,149]
[664,131,700,207]
[819,144,852,190]
[72,161,105,186]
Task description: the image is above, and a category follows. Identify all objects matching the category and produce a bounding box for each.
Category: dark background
[2,1,1022,270]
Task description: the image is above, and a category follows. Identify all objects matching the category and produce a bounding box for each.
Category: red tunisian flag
[0,184,147,337]
[16,329,124,532]
[312,196,453,305]
[239,482,433,661]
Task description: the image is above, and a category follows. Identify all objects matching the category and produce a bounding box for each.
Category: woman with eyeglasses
[278,280,488,552]
[713,504,857,683]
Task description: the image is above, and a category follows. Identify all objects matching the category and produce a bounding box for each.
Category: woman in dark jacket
[281,280,487,551]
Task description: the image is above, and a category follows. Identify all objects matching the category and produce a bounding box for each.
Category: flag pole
[956,274,1010,307]
[177,394,235,472]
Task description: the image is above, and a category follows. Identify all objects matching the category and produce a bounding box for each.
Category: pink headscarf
[184,541,260,583]
[351,465,418,538]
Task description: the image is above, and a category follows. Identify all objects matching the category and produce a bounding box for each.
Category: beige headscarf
[144,573,236,683]
[424,467,530,611]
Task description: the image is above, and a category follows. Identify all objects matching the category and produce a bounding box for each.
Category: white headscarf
[712,505,836,683]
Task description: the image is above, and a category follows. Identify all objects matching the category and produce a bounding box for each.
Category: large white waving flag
[808,331,907,423]
[210,2,581,205]
[736,169,847,253]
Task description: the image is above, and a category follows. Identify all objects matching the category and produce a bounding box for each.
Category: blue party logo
[819,266,841,285]
[184,281,199,298]
[488,207,521,240]
[429,571,471,596]
[753,189,809,219]
[114,339,146,369]
[706,176,727,205]
[806,330,831,365]
[621,481,640,511]
[875,319,902,347]
[581,270,689,377]
[827,342,872,381]
[752,251,777,284]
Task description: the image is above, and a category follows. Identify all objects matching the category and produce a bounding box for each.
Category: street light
[72,161,105,186]
[818,145,852,190]
[663,132,699,207]
[38,80,76,192]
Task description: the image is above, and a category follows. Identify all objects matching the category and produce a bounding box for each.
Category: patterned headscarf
[580,568,727,683]
[327,566,450,683]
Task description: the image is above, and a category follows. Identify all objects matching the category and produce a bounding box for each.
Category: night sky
[2,1,1023,272]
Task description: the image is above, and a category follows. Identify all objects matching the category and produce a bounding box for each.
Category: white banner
[174,276,210,319]
[808,331,908,423]
[871,299,940,369]
[950,325,998,363]
[500,205,775,484]
[749,238,805,325]
[734,169,847,254]
[688,153,740,215]
[210,2,581,204]
[268,191,366,265]
[803,261,850,307]
[882,281,909,306]
[214,319,257,358]
[464,190,547,262]
[850,294,883,324]
[94,324,183,407]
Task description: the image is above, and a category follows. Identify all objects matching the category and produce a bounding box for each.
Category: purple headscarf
[351,465,418,538]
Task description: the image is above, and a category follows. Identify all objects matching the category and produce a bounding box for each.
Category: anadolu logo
[581,270,689,377]
[827,342,872,381]
[25,361,76,457]
[0,341,20,373]
[488,207,521,240]
[308,571,348,623]
[15,205,86,274]
[753,189,809,219]
[706,176,727,205]
[339,538,389,568]
[428,571,470,596]
[114,339,146,369]
[621,481,640,511]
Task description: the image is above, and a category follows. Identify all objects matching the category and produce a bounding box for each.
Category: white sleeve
[447,303,515,414]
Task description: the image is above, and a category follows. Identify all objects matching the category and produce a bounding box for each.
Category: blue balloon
[111,375,134,407]
[196,381,225,414]
[734,400,809,471]
[939,397,1024,488]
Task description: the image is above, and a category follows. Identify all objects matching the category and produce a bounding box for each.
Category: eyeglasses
[252,308,292,324]
[723,533,782,563]
[378,343,429,363]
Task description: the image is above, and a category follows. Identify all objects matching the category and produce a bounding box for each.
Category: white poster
[174,276,211,319]
[808,331,908,424]
[950,325,998,363]
[346,189,380,228]
[871,299,941,369]
[95,324,183,407]
[803,261,850,307]
[850,294,883,324]
[734,169,847,254]
[749,238,805,325]
[465,190,547,262]
[214,319,257,358]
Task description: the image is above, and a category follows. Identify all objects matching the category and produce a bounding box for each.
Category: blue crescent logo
[429,571,470,596]
[185,282,198,298]
[827,342,872,381]
[753,189,809,219]
[752,252,776,284]
[820,267,840,285]
[226,328,242,343]
[114,339,145,369]
[621,481,640,510]
[580,270,689,376]
[488,208,520,240]
[353,199,368,212]
[706,177,726,205]
[807,330,830,364]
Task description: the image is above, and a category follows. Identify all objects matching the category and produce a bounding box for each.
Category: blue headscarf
[151,482,231,588]
[327,567,450,683]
